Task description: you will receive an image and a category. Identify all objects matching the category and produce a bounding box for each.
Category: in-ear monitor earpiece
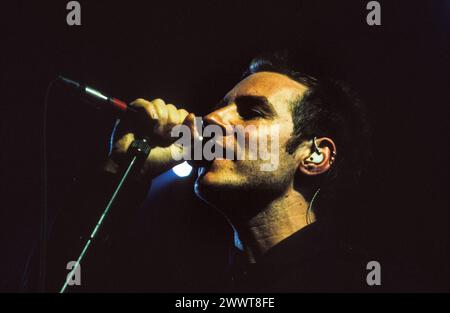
[306,137,324,164]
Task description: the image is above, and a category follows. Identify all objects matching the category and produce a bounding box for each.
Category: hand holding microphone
[56,75,203,182]
[104,98,201,180]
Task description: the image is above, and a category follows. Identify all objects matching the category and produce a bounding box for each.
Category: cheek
[232,122,286,161]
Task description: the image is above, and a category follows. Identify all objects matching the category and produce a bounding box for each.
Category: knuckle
[154,104,168,120]
[166,103,177,111]
[178,109,189,121]
[179,109,189,116]
[133,101,155,119]
[131,98,147,106]
[131,98,155,117]
[152,98,165,107]
[141,102,153,114]
[166,104,177,117]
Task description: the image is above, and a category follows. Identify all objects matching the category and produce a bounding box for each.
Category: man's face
[195,71,309,208]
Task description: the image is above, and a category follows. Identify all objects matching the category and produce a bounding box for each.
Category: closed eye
[237,106,266,120]
[235,95,276,120]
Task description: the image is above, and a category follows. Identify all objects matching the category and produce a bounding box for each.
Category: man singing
[103,52,371,292]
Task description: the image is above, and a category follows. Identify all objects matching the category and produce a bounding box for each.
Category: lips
[190,137,239,172]
[205,138,238,160]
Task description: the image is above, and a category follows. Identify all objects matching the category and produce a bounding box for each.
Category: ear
[298,137,337,176]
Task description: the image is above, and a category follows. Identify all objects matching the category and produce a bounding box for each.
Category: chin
[194,168,241,204]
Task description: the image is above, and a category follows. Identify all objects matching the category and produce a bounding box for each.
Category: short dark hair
[244,51,371,220]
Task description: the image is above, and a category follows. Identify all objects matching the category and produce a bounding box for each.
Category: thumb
[139,144,185,179]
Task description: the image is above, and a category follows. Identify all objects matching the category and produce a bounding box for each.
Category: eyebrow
[213,95,277,118]
[236,95,277,118]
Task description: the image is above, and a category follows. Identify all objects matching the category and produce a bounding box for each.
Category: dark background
[1,0,449,292]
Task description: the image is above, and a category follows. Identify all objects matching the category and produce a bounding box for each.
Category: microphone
[56,75,212,168]
[56,75,138,116]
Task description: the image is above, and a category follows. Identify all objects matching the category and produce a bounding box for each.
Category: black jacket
[226,222,374,292]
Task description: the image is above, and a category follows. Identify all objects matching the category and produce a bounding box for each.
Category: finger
[152,98,168,126]
[183,113,201,140]
[110,132,135,165]
[130,98,157,120]
[140,144,184,179]
[178,108,189,124]
[166,104,178,126]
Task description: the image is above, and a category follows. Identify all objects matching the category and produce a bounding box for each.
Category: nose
[203,105,235,134]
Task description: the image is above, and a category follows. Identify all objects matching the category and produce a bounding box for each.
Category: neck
[231,186,315,263]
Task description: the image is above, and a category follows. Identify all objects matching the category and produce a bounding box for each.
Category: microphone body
[56,76,136,116]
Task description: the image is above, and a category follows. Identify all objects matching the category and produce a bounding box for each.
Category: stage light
[172,161,193,177]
